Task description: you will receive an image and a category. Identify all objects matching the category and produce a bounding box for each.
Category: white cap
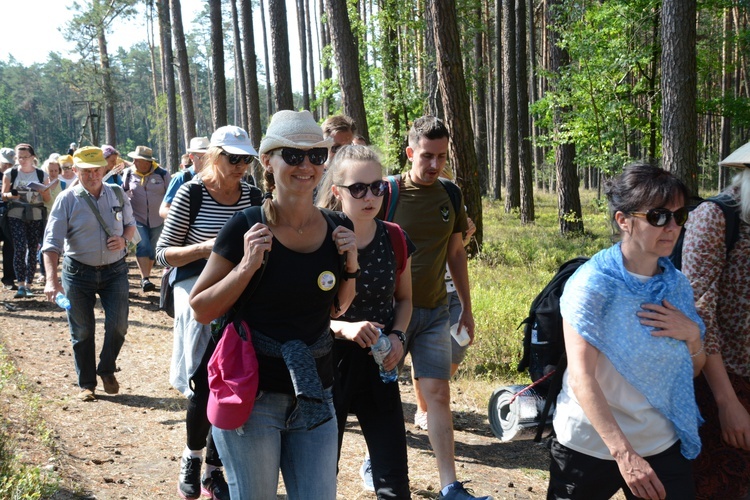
[187,136,210,153]
[209,126,257,155]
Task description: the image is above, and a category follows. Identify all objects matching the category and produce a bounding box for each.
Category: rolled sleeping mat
[488,384,553,442]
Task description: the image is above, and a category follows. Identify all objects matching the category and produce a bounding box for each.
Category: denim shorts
[135,222,163,259]
[404,302,452,380]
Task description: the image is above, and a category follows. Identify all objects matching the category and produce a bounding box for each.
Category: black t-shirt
[213,207,351,393]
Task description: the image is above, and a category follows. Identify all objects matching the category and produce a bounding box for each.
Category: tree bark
[492,0,503,200]
[502,0,520,213]
[325,0,369,141]
[296,0,310,110]
[209,0,227,128]
[260,0,275,117]
[230,0,248,130]
[269,0,294,111]
[473,4,488,197]
[516,0,534,223]
[319,0,332,116]
[547,0,583,234]
[305,0,318,119]
[430,0,482,252]
[661,0,698,197]
[157,0,178,171]
[170,0,196,145]
[719,7,732,190]
[239,0,263,150]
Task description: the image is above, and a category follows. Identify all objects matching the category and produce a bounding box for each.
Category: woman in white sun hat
[190,110,359,499]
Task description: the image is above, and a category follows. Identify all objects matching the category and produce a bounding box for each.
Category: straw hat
[258,110,332,155]
[718,142,750,169]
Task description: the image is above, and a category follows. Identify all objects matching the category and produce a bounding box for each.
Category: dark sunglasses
[629,207,689,227]
[220,151,254,165]
[272,147,328,166]
[338,180,388,199]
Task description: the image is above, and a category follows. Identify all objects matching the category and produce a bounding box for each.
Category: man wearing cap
[122,145,171,292]
[159,137,209,219]
[42,146,136,402]
[0,147,16,288]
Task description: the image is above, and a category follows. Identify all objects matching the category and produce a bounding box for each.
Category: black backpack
[669,194,741,270]
[517,256,588,441]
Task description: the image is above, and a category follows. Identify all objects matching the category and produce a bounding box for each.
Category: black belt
[67,256,125,270]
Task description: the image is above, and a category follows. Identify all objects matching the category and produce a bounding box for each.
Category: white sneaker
[414,409,428,430]
[359,456,375,492]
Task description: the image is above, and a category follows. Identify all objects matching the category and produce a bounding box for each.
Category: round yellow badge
[318,271,336,291]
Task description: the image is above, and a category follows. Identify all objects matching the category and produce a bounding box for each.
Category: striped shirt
[155,179,258,267]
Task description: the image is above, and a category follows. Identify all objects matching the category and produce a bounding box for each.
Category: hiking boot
[101,374,119,395]
[78,388,96,402]
[178,456,202,499]
[414,409,428,431]
[201,468,230,500]
[439,481,493,500]
[359,456,374,492]
[141,278,155,292]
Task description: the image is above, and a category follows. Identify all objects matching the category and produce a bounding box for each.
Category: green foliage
[457,190,613,383]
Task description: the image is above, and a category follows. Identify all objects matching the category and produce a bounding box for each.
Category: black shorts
[547,437,695,500]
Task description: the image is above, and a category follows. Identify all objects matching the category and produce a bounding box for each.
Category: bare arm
[329,225,358,318]
[446,232,474,341]
[702,353,750,450]
[563,319,666,499]
[43,251,64,301]
[158,201,171,219]
[162,239,215,267]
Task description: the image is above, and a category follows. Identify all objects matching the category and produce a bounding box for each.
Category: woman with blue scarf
[547,164,706,500]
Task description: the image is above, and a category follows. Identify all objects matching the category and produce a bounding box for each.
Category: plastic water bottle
[371,330,398,383]
[55,292,71,310]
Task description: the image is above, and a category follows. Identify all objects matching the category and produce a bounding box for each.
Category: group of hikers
[0,112,747,500]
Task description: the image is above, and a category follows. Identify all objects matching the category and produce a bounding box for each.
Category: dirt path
[0,262,550,499]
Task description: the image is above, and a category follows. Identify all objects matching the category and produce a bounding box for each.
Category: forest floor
[0,260,553,499]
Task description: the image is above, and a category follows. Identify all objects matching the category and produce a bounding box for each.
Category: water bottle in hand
[55,292,71,310]
[371,330,398,383]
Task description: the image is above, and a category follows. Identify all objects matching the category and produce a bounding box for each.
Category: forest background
[1,0,749,243]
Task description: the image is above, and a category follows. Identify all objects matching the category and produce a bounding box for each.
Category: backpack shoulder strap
[706,195,741,255]
[35,168,44,183]
[183,169,193,183]
[75,185,115,237]
[382,220,407,276]
[438,177,462,215]
[248,184,264,207]
[110,184,125,207]
[187,182,203,226]
[9,167,18,186]
[383,174,401,222]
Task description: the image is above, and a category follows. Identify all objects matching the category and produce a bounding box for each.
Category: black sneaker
[141,278,156,292]
[177,456,202,499]
[201,468,230,500]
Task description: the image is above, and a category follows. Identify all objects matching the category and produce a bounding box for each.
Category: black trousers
[0,213,15,285]
[547,438,695,500]
[186,341,222,467]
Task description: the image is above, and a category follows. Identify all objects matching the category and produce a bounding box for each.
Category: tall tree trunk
[548,0,582,234]
[516,0,534,223]
[502,0,520,213]
[147,1,160,145]
[157,0,179,171]
[95,8,116,146]
[424,4,443,120]
[661,0,698,197]
[528,0,542,181]
[230,0,248,130]
[379,0,401,159]
[719,7,732,190]
[474,4,489,197]
[430,0,482,252]
[260,0,274,117]
[269,0,294,110]
[492,0,503,200]
[239,0,263,149]
[170,0,196,145]
[296,0,310,110]
[209,0,227,128]
[305,0,318,119]
[325,0,370,141]
[648,8,659,163]
[318,0,332,116]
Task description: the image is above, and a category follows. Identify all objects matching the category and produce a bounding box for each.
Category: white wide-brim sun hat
[719,142,750,169]
[258,110,332,155]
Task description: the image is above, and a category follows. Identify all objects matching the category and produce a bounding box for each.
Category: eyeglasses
[220,151,254,165]
[271,147,328,166]
[17,155,32,160]
[629,207,689,227]
[62,165,73,170]
[337,180,388,199]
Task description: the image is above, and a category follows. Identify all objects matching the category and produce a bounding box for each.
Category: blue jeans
[212,388,338,500]
[62,256,129,390]
[135,222,163,259]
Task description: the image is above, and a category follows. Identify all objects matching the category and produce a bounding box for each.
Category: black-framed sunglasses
[337,180,388,199]
[271,147,328,166]
[629,207,689,227]
[220,151,254,165]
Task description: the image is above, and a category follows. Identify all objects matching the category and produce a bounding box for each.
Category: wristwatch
[341,268,361,281]
[123,236,130,246]
[390,330,406,346]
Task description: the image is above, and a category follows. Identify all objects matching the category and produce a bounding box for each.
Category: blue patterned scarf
[560,243,705,459]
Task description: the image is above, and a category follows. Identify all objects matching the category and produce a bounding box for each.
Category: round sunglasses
[220,151,254,165]
[271,147,328,166]
[629,207,689,227]
[337,180,388,199]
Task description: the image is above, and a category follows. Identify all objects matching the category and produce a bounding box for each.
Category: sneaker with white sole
[414,409,428,430]
[359,456,375,492]
[178,456,202,499]
[201,468,230,500]
[439,481,493,500]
